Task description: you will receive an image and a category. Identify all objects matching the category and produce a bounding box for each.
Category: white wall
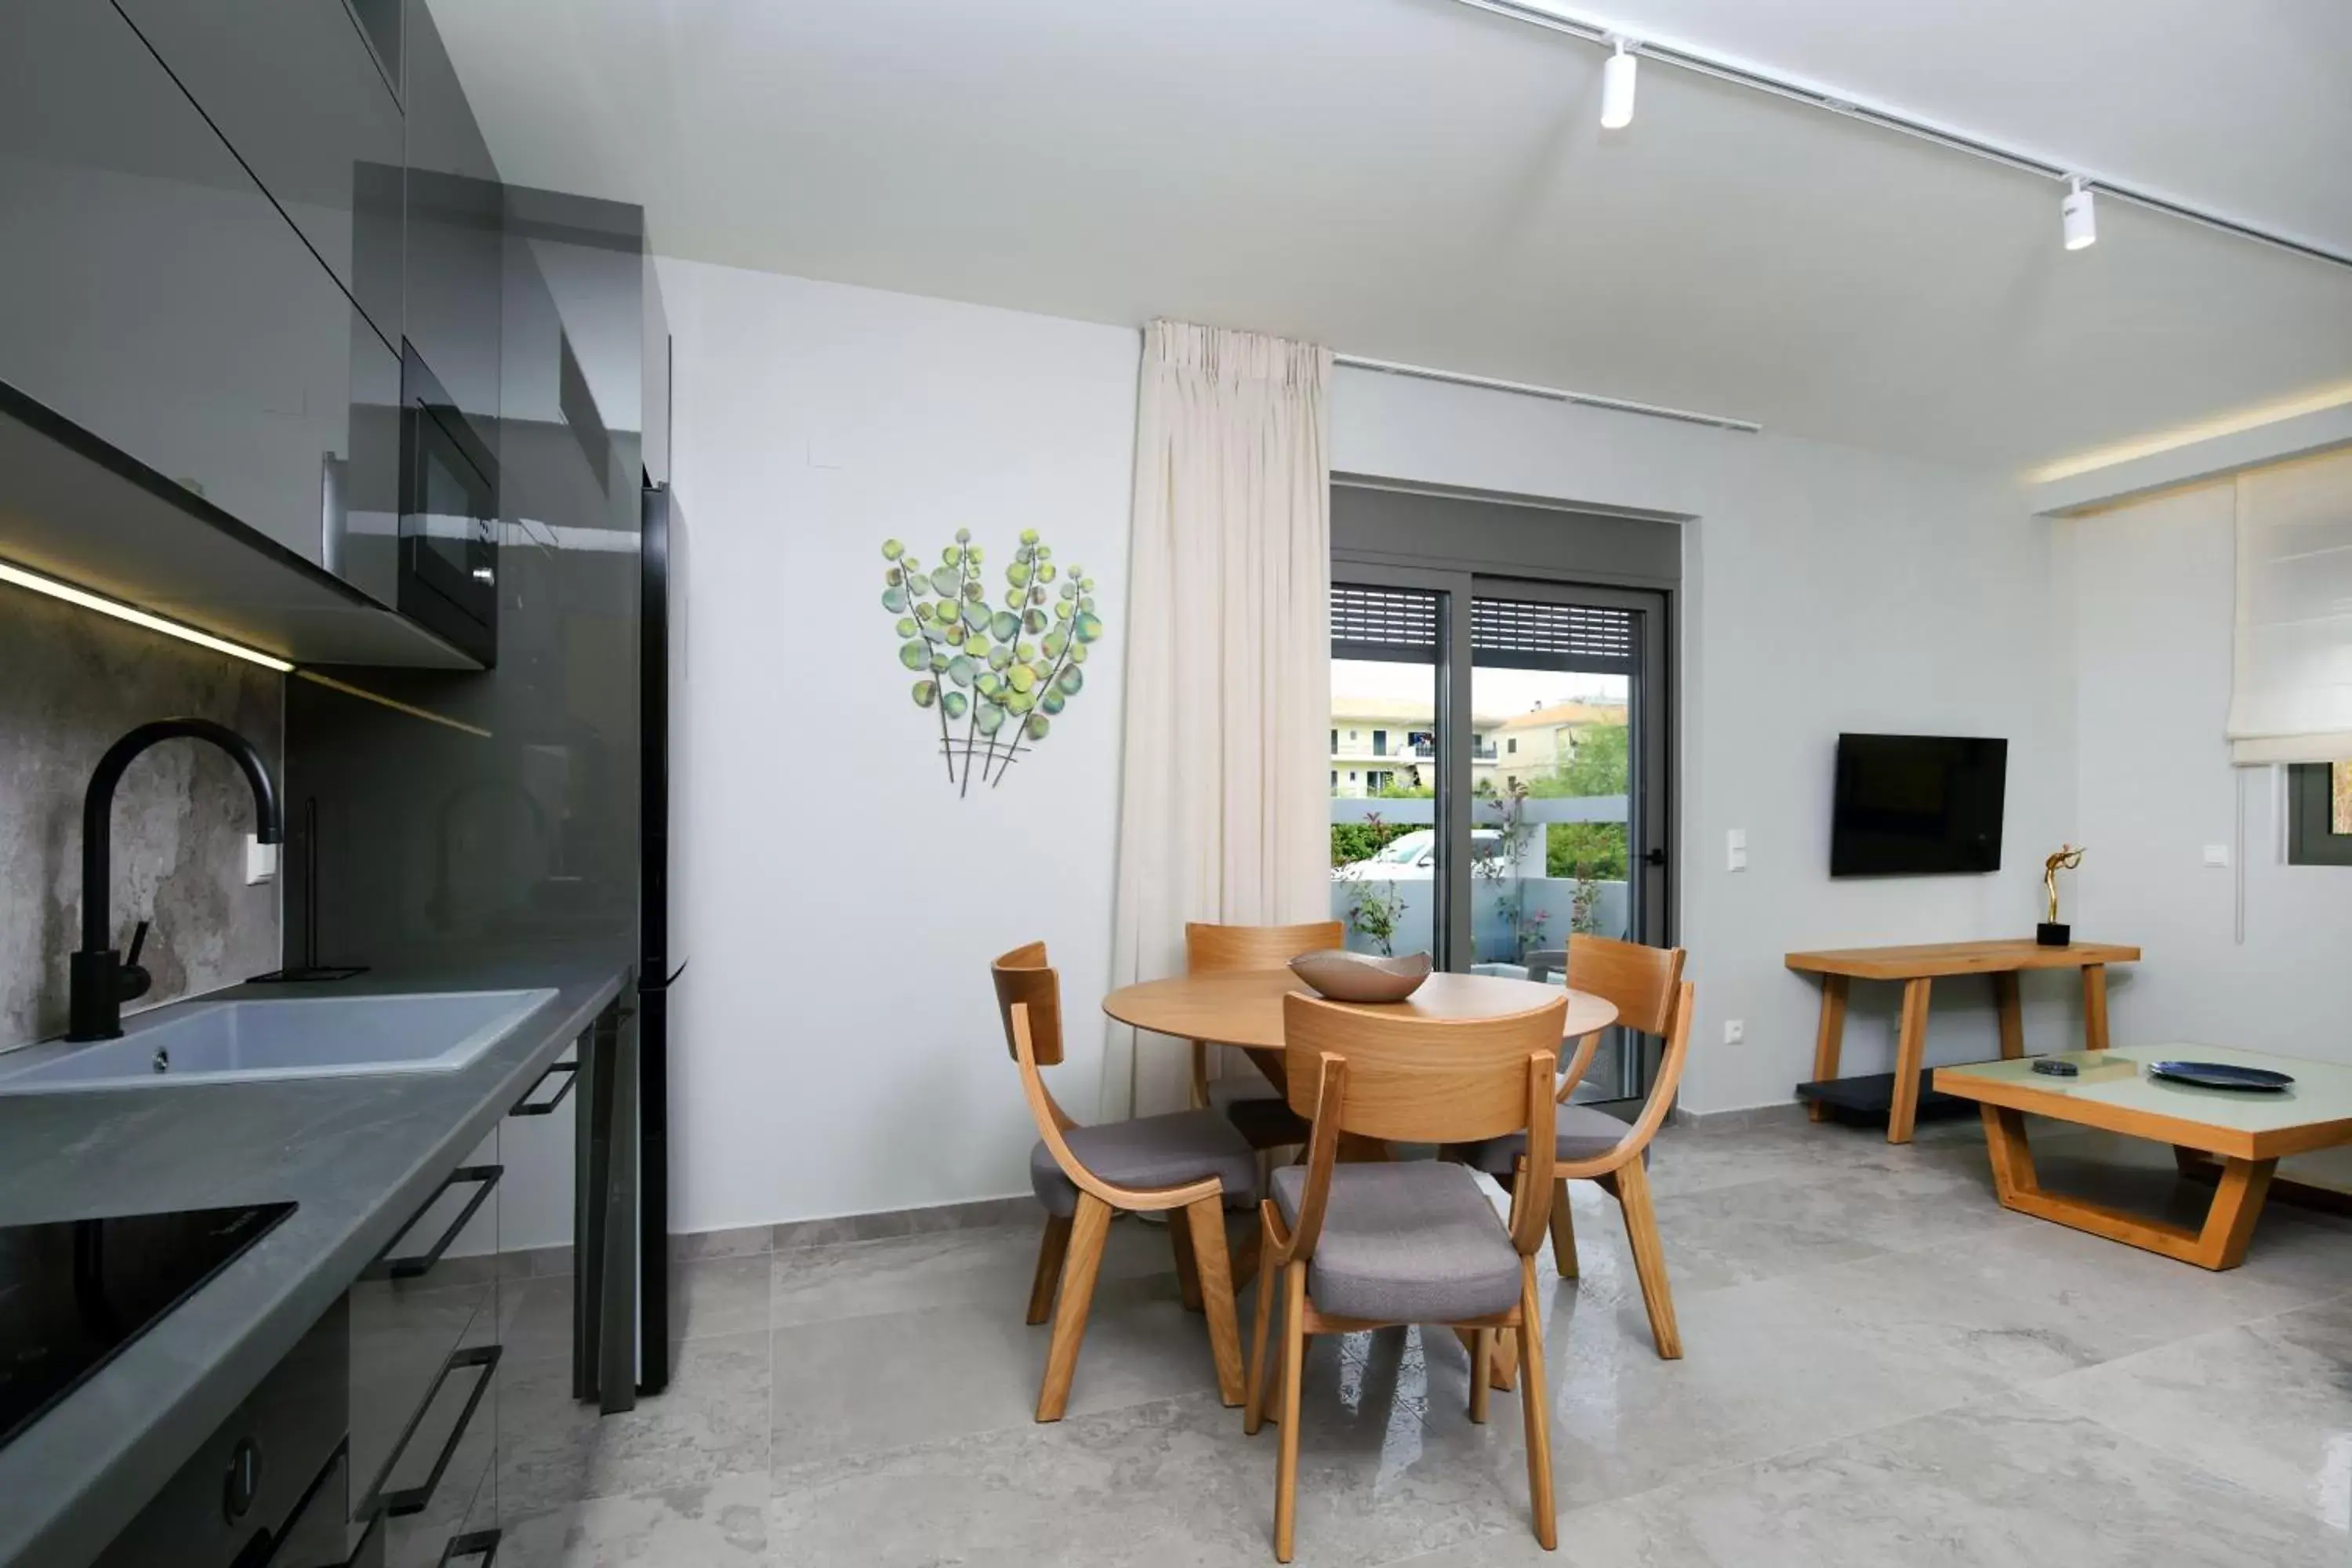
[659,266,2087,1230]
[1334,368,2079,1113]
[661,261,1139,1230]
[2065,477,2352,1065]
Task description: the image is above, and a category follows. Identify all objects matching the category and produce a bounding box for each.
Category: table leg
[1992,971,2024,1059]
[2173,1149,2352,1220]
[1243,1047,1290,1098]
[1980,1109,2276,1269]
[1886,978,1933,1145]
[1807,975,1849,1123]
[2081,964,2111,1051]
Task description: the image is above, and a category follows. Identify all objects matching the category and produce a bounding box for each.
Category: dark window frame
[2287,762,2352,866]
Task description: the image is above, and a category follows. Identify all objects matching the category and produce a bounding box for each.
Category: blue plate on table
[2147,1061,2295,1093]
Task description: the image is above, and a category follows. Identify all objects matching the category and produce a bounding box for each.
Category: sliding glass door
[1327,569,1670,1104]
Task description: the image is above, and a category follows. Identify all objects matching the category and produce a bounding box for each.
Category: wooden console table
[1785,939,2140,1144]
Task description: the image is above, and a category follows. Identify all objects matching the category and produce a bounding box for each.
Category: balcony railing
[1331,741,1496,761]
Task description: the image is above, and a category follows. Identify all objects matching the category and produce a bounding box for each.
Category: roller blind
[1470,597,1637,673]
[2228,449,2352,765]
[1330,585,1439,662]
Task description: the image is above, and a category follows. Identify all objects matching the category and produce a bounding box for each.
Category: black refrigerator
[636,480,688,1393]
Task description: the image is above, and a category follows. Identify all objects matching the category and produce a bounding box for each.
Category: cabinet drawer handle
[510,1058,577,1117]
[367,1343,501,1519]
[439,1529,501,1567]
[379,1165,502,1281]
[339,1512,383,1568]
[262,1440,361,1568]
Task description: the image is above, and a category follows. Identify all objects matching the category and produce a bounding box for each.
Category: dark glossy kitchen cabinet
[0,0,399,571]
[111,0,407,352]
[96,1300,350,1568]
[349,1123,503,1568]
[403,0,503,458]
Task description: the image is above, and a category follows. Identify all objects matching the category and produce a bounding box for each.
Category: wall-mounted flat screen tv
[1831,734,2007,877]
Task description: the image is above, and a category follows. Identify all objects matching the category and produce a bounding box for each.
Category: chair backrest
[1522,949,1566,983]
[1567,935,1685,1037]
[1563,978,1697,1178]
[1282,993,1564,1146]
[1186,920,1345,974]
[991,941,1065,1066]
[1279,991,1564,1261]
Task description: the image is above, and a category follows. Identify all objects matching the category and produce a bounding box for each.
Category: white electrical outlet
[1722,1018,1745,1046]
[1726,829,1748,873]
[2202,844,2231,868]
[245,836,278,885]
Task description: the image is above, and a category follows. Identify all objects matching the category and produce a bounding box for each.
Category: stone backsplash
[0,588,281,1048]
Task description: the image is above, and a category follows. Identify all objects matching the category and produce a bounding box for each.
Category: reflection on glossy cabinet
[0,0,396,571]
[349,1123,502,1568]
[403,0,503,455]
[111,0,406,350]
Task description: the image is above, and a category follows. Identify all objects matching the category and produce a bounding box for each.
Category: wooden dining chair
[1461,935,1691,1360]
[993,942,1257,1421]
[1243,990,1567,1563]
[1185,920,1345,1154]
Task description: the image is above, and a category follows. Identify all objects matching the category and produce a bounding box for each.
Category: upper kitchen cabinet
[0,0,398,572]
[405,0,503,456]
[111,0,406,352]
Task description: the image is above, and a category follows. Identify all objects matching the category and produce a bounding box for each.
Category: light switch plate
[245,837,278,885]
[1723,1018,1745,1045]
[2202,844,2230,868]
[1726,828,1748,873]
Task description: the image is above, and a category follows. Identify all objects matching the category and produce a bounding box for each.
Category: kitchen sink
[0,989,557,1094]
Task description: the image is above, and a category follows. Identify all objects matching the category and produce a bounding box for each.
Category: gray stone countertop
[0,957,628,1568]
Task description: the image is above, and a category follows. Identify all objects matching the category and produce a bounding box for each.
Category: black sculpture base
[2036,922,2071,948]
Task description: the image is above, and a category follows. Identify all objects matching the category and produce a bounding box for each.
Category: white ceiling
[437,0,2352,474]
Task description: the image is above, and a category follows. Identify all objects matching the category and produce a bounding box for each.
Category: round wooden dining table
[1102,966,1615,1393]
[1102,967,1619,1097]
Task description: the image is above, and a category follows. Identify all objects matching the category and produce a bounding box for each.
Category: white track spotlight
[2062,176,2097,251]
[1600,38,1638,129]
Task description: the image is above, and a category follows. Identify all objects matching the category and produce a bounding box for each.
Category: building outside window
[2287,761,2352,866]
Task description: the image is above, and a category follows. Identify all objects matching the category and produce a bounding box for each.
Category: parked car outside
[1334,828,1504,880]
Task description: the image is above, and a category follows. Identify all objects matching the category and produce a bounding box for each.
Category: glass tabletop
[1937,1044,2352,1133]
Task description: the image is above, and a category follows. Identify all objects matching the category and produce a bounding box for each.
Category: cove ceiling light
[0,558,294,671]
[1600,38,1637,129]
[2062,176,2097,251]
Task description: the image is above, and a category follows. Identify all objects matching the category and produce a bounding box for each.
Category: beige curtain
[1101,321,1334,1120]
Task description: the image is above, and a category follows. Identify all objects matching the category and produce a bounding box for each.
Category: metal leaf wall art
[880,528,1103,795]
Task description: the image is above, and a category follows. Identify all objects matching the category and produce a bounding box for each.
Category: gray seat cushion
[1270,1161,1522,1324]
[1458,1103,1639,1176]
[1030,1109,1259,1218]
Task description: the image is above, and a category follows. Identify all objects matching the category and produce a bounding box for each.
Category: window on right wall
[2287,762,2352,866]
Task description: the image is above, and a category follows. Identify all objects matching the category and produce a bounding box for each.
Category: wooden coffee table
[1933,1044,2352,1270]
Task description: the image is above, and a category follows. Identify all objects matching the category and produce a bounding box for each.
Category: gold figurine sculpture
[2038,844,2085,946]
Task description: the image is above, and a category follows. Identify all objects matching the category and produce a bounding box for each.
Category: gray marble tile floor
[488,1116,2352,1566]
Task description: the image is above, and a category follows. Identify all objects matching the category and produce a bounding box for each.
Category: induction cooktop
[0,1202,294,1451]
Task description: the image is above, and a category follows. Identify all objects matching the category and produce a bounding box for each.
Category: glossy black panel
[0,1203,295,1453]
[284,200,644,978]
[112,0,406,350]
[403,0,503,454]
[397,343,499,665]
[0,0,393,568]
